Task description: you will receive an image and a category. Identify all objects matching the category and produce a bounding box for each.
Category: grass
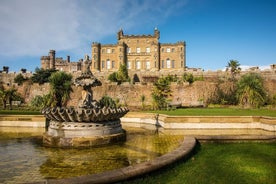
[0,109,41,115]
[149,107,276,117]
[123,142,276,184]
[0,107,275,117]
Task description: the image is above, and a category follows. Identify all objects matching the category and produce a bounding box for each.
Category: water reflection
[0,127,183,183]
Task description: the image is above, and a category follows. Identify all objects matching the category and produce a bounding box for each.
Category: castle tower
[49,50,56,69]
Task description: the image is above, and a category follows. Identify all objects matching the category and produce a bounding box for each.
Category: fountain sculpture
[42,63,129,147]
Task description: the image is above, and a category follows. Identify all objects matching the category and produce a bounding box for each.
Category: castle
[41,28,186,73]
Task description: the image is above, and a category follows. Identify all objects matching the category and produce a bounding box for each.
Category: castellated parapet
[41,50,89,73]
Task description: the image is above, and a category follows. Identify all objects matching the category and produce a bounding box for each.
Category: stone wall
[1,70,276,109]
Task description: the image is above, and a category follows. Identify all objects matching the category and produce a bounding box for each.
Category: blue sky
[0,0,276,72]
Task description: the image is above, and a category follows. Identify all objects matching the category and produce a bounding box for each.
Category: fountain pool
[0,126,184,184]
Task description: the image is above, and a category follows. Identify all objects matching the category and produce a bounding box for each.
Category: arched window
[166,58,171,68]
[136,60,141,69]
[127,61,131,69]
[146,60,150,70]
[107,59,111,69]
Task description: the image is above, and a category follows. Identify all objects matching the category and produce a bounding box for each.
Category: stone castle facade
[41,28,186,73]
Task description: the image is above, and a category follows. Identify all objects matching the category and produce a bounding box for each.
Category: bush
[14,73,28,85]
[31,68,57,84]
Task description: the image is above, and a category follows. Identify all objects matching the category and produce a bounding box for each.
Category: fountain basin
[43,120,126,147]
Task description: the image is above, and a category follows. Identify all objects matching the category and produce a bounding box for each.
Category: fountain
[41,63,129,147]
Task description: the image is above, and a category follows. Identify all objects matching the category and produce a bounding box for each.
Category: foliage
[226,60,241,81]
[164,74,178,83]
[271,94,276,107]
[14,73,28,85]
[151,77,172,110]
[48,71,73,107]
[107,64,130,84]
[140,94,146,110]
[107,72,118,82]
[183,73,195,84]
[98,95,117,108]
[0,88,19,110]
[30,94,51,108]
[31,68,57,84]
[0,88,7,109]
[207,81,238,105]
[236,73,267,108]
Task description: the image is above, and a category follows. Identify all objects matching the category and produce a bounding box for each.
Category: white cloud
[0,0,189,58]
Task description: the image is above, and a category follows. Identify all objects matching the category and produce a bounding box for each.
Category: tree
[151,77,172,110]
[30,94,55,109]
[0,88,7,109]
[226,60,241,81]
[31,68,57,84]
[183,73,194,85]
[5,88,17,110]
[48,71,73,107]
[98,95,116,108]
[236,73,266,108]
[140,94,146,110]
[14,73,28,85]
[107,63,130,84]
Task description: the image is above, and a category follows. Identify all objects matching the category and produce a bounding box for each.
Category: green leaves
[236,73,266,108]
[48,71,73,107]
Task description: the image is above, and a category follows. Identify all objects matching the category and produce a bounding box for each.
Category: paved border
[37,136,196,184]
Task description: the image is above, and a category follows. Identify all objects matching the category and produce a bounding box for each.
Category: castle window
[161,48,164,52]
[161,60,164,68]
[146,60,150,70]
[136,60,141,69]
[107,59,111,69]
[172,60,175,68]
[166,58,171,68]
[94,48,97,52]
[127,47,131,53]
[102,49,105,53]
[112,61,115,68]
[112,49,115,53]
[136,47,140,53]
[166,48,171,53]
[146,47,150,53]
[107,49,111,54]
[171,48,175,52]
[102,60,105,68]
[127,61,131,69]
[94,61,97,69]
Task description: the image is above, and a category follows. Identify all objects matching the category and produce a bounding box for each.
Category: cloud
[0,0,189,58]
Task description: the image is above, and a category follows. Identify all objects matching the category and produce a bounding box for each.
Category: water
[0,127,183,184]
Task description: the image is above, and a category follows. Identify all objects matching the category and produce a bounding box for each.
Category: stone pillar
[92,42,101,71]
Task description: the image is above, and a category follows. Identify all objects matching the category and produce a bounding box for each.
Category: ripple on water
[0,127,184,184]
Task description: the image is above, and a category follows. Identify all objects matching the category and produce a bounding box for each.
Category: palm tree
[236,73,266,108]
[226,60,241,81]
[48,71,73,107]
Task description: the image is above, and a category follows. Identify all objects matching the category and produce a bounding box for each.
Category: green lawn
[1,107,276,117]
[0,109,41,115]
[150,107,276,117]
[124,142,276,184]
